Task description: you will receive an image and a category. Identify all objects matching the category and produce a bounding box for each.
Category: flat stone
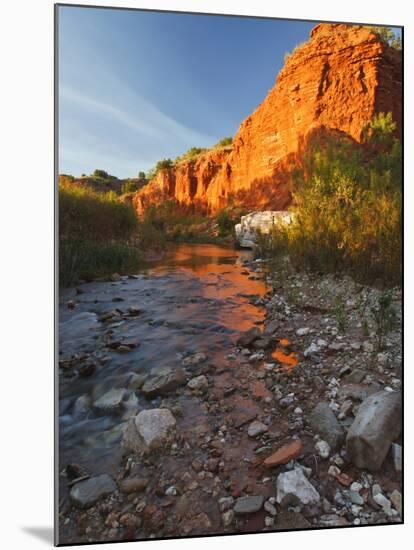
[119,477,148,494]
[276,468,320,506]
[247,420,268,438]
[141,367,186,398]
[309,403,344,450]
[70,474,116,509]
[276,511,311,530]
[346,390,401,471]
[319,514,349,527]
[93,388,126,413]
[344,368,367,384]
[234,495,264,515]
[296,327,310,336]
[348,490,364,505]
[263,440,303,467]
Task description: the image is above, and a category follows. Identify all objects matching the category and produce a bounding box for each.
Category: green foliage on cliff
[257,113,401,285]
[369,26,402,50]
[214,136,233,148]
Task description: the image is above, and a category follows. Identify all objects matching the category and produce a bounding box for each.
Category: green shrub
[371,291,398,350]
[368,26,402,50]
[121,180,141,194]
[59,184,138,242]
[215,136,233,148]
[59,240,142,286]
[92,169,110,179]
[216,208,235,236]
[59,183,141,285]
[258,113,401,286]
[138,171,146,179]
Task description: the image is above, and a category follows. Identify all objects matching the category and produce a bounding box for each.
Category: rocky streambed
[58,243,402,544]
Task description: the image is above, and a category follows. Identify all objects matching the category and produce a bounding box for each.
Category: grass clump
[59,182,142,285]
[371,291,397,350]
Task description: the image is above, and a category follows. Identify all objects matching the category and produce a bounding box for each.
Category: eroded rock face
[134,23,401,214]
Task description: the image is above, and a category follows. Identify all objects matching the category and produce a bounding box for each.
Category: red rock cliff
[134,23,402,214]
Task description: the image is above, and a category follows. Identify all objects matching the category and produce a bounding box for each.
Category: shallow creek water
[58,244,268,479]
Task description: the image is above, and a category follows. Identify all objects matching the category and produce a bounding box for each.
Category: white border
[1,1,412,549]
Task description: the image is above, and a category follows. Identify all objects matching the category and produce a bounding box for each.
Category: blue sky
[57,7,399,178]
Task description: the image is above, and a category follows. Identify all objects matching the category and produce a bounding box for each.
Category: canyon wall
[134,23,402,214]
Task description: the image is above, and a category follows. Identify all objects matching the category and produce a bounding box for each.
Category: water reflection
[59,243,267,474]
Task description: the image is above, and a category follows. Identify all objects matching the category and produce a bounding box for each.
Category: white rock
[247,420,268,438]
[350,482,363,493]
[264,501,277,516]
[315,440,331,459]
[373,493,392,514]
[296,327,310,336]
[235,211,293,248]
[328,465,341,477]
[264,516,275,527]
[276,468,320,506]
[304,342,319,357]
[222,509,234,527]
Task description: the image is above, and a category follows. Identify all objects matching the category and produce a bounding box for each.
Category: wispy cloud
[60,84,214,147]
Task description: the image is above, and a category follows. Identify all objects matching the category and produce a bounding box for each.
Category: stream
[58,243,267,481]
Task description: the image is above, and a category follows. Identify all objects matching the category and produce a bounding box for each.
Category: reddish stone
[263,439,303,467]
[335,473,353,487]
[134,24,401,214]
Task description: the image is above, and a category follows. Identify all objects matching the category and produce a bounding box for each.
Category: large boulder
[346,390,402,471]
[235,211,293,248]
[141,367,186,398]
[276,468,320,507]
[122,408,176,454]
[70,474,116,509]
[309,403,345,450]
